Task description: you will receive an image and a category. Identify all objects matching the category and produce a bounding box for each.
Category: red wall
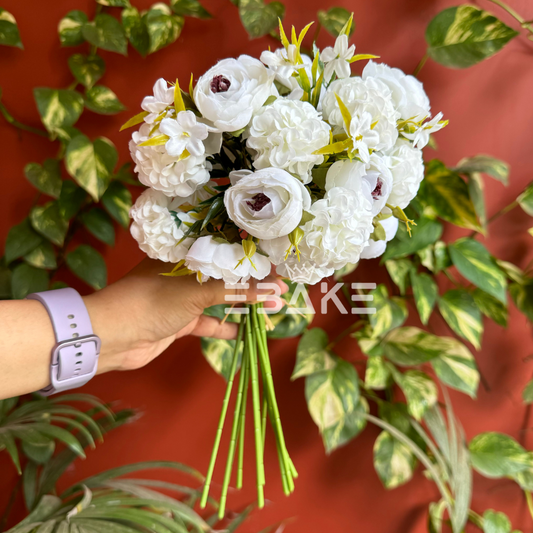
[1,0,533,531]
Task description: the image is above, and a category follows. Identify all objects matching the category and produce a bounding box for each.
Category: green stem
[218,321,250,519]
[485,0,533,35]
[246,305,265,507]
[467,510,484,529]
[0,95,49,138]
[236,354,249,490]
[413,53,429,77]
[200,320,245,509]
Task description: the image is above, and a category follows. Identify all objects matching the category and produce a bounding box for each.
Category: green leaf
[81,208,115,246]
[0,260,12,299]
[68,54,106,89]
[96,0,131,6]
[58,181,87,221]
[30,423,86,458]
[101,181,132,229]
[410,271,438,325]
[473,288,508,327]
[434,241,451,272]
[170,0,212,19]
[65,135,117,201]
[364,356,391,390]
[22,439,55,465]
[518,184,533,217]
[317,7,355,37]
[66,245,107,290]
[4,218,42,264]
[438,289,483,350]
[0,8,23,48]
[238,0,284,39]
[122,6,149,56]
[30,202,69,247]
[33,88,84,134]
[523,379,533,404]
[510,280,533,322]
[82,13,128,55]
[24,241,57,270]
[382,216,443,261]
[305,359,366,453]
[24,159,62,198]
[200,337,242,380]
[431,340,479,398]
[334,262,357,280]
[393,369,438,421]
[58,11,88,47]
[449,238,507,304]
[469,432,533,478]
[373,430,415,489]
[455,155,509,185]
[292,328,335,380]
[145,3,184,54]
[483,510,511,533]
[0,433,21,473]
[369,284,407,338]
[467,173,487,231]
[11,263,49,299]
[425,5,518,69]
[421,160,481,231]
[383,326,455,366]
[385,259,413,295]
[84,85,126,115]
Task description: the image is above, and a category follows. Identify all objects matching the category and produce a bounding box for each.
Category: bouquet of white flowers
[123,15,447,517]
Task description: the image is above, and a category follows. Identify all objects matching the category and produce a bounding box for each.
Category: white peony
[185,236,271,284]
[403,112,446,149]
[224,167,311,240]
[360,216,399,260]
[141,78,174,124]
[129,188,195,263]
[325,156,393,216]
[385,140,425,209]
[246,99,331,183]
[362,61,430,121]
[322,77,399,157]
[159,111,209,157]
[321,34,355,80]
[130,123,210,198]
[194,55,275,132]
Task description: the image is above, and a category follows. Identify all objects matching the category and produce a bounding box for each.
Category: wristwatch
[26,288,101,396]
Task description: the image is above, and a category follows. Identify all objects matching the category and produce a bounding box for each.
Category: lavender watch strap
[27,288,100,396]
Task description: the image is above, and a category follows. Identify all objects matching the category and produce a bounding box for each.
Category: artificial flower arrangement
[122,16,447,516]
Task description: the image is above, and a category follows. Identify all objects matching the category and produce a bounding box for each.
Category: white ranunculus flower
[141,78,174,124]
[130,123,210,197]
[403,112,446,148]
[246,100,331,183]
[224,167,311,240]
[321,34,355,80]
[325,155,393,216]
[185,236,271,284]
[362,61,430,121]
[129,188,195,263]
[301,186,374,269]
[322,77,399,156]
[159,111,209,157]
[194,55,275,132]
[360,216,399,259]
[385,140,424,208]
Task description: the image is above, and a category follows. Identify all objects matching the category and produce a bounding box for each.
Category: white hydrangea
[322,77,399,157]
[129,123,210,198]
[141,78,174,124]
[362,61,430,121]
[360,216,399,260]
[385,140,425,209]
[246,99,330,183]
[185,236,271,284]
[129,188,195,263]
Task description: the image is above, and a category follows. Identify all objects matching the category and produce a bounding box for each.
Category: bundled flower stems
[124,15,446,510]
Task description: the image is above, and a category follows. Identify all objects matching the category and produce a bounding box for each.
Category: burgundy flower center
[372,178,384,200]
[246,193,271,212]
[210,75,231,93]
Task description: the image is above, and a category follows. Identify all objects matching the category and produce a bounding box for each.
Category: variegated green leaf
[455,155,509,185]
[523,379,533,404]
[467,173,487,230]
[24,241,57,270]
[382,327,443,366]
[510,280,533,322]
[518,184,533,217]
[385,259,413,295]
[364,356,391,390]
[473,288,508,327]
[410,271,438,325]
[145,3,184,54]
[11,263,49,299]
[58,11,88,46]
[0,8,23,48]
[30,202,69,247]
[238,0,284,39]
[373,430,415,489]
[122,6,150,57]
[66,245,107,290]
[369,284,407,338]
[24,159,62,198]
[85,85,126,115]
[101,181,132,229]
[170,0,212,19]
[449,238,507,304]
[292,328,335,380]
[4,218,42,264]
[438,289,483,350]
[483,510,511,533]
[200,337,242,380]
[393,369,438,421]
[317,7,355,37]
[68,54,106,89]
[82,13,128,55]
[33,88,84,134]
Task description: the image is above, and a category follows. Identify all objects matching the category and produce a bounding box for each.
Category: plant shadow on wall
[1,1,533,533]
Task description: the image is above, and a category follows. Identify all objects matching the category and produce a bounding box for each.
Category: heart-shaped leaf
[68,53,106,88]
[82,13,128,55]
[23,241,57,270]
[122,6,149,56]
[24,159,62,198]
[101,180,132,229]
[318,7,355,37]
[11,263,49,299]
[66,245,107,290]
[81,208,115,246]
[84,85,126,115]
[145,3,184,54]
[4,219,43,264]
[170,0,212,19]
[0,8,23,48]
[33,88,84,134]
[238,0,285,39]
[30,202,69,247]
[58,10,88,46]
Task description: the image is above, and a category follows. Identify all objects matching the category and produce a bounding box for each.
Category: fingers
[190,315,239,339]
